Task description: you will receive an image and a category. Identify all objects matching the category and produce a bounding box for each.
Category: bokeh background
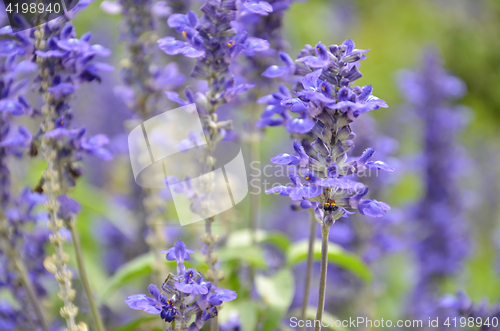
[3,0,500,330]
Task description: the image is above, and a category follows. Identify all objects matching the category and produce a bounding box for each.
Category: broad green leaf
[222,299,259,331]
[217,246,267,269]
[72,182,139,239]
[256,269,295,331]
[227,229,292,252]
[286,239,372,283]
[98,253,154,303]
[99,253,200,303]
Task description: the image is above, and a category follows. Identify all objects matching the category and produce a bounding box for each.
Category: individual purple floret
[126,240,237,330]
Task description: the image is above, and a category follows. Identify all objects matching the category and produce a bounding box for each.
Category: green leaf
[72,182,139,240]
[286,239,372,283]
[226,229,292,252]
[217,246,267,269]
[222,299,259,331]
[98,253,154,303]
[110,315,160,331]
[256,269,295,331]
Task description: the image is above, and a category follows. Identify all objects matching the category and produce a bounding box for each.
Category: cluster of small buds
[264,39,392,227]
[126,240,237,331]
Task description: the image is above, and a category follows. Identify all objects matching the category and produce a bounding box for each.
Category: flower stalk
[36,26,81,330]
[300,209,317,330]
[315,225,330,331]
[34,13,112,330]
[68,220,106,331]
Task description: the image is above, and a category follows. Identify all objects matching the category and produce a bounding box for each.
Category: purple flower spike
[261,38,392,227]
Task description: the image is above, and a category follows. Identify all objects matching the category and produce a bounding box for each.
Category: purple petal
[262,65,289,78]
[148,284,161,300]
[244,1,273,15]
[366,161,394,172]
[125,294,149,310]
[244,37,270,56]
[301,69,322,90]
[208,288,237,305]
[265,185,292,196]
[286,117,314,134]
[358,200,391,217]
[174,282,208,295]
[270,153,300,165]
[298,186,322,199]
[0,99,24,115]
[100,1,122,14]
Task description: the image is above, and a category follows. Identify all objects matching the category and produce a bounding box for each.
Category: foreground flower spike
[126,240,237,330]
[29,3,112,330]
[398,49,470,320]
[264,39,391,330]
[159,0,269,288]
[0,41,50,331]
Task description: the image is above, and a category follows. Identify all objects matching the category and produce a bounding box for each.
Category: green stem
[315,225,330,331]
[211,316,219,331]
[300,210,317,330]
[248,115,261,290]
[68,221,106,331]
[205,216,219,331]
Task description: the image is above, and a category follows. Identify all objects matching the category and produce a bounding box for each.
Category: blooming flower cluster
[126,240,237,330]
[161,0,270,113]
[264,39,393,226]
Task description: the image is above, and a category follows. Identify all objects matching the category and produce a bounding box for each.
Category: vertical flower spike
[127,240,237,330]
[106,0,185,287]
[398,49,470,320]
[159,0,269,289]
[263,39,391,330]
[0,34,50,331]
[30,7,112,331]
